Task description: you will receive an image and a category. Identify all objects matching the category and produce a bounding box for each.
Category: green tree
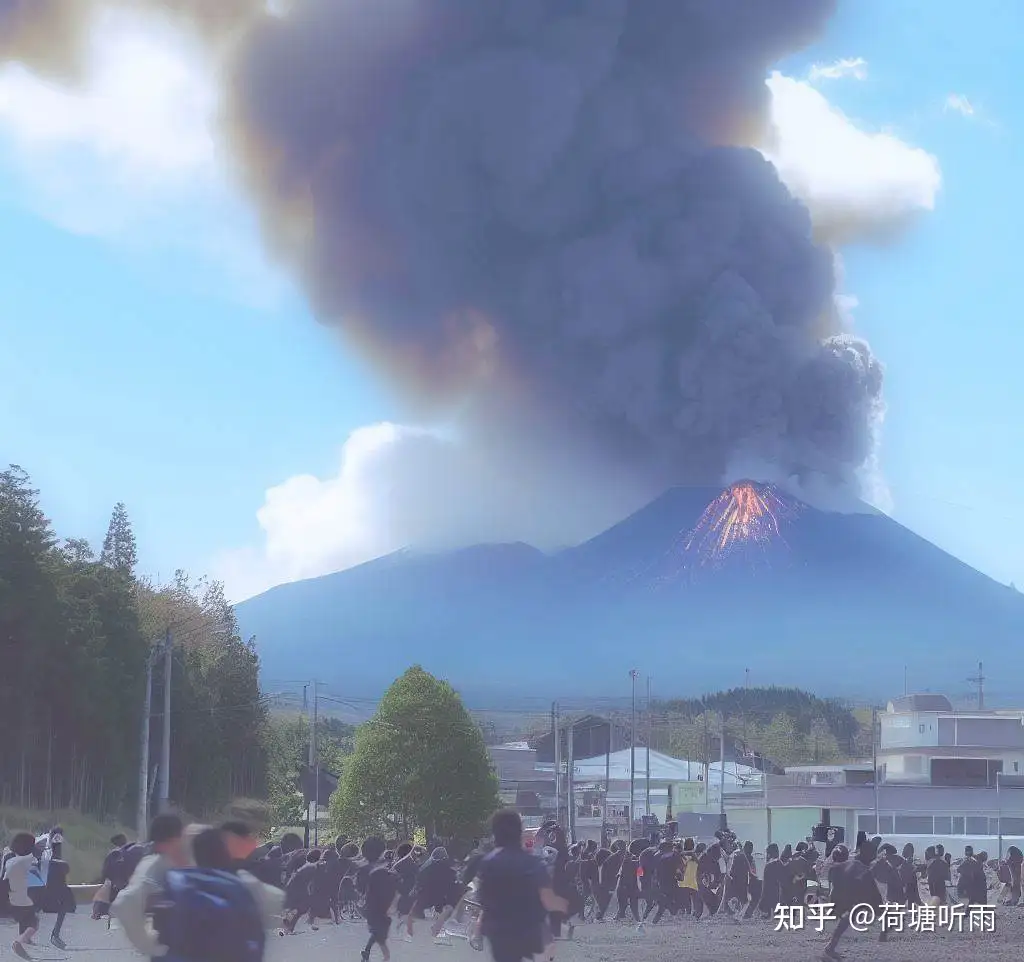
[265,714,354,827]
[100,502,137,575]
[330,666,499,841]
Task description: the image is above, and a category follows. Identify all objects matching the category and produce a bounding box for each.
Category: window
[857,815,876,834]
[919,724,925,734]
[966,816,990,836]
[1001,817,1024,836]
[951,817,965,835]
[933,816,952,835]
[894,815,933,834]
[879,815,894,834]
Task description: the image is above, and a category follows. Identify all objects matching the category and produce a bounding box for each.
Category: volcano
[236,484,1024,701]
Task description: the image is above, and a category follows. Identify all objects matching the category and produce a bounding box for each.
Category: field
[15,904,1024,962]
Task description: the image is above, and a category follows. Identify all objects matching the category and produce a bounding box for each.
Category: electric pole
[157,628,172,813]
[552,703,561,829]
[567,721,575,840]
[968,662,985,710]
[629,670,638,840]
[645,676,652,817]
[311,680,319,846]
[719,713,726,829]
[137,644,156,838]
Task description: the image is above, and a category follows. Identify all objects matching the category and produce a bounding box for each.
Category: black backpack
[154,868,264,962]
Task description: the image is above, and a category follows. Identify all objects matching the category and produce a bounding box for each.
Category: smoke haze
[1,1,943,594]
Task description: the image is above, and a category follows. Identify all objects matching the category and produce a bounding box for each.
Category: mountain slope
[236,484,1024,700]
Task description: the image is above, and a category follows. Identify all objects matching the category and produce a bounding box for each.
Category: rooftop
[537,748,761,785]
[888,694,954,713]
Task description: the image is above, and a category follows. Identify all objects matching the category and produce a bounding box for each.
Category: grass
[0,806,133,884]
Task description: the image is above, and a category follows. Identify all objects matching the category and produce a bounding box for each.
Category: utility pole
[702,703,710,806]
[872,706,880,834]
[311,680,320,847]
[567,721,575,841]
[629,670,638,840]
[719,713,726,829]
[551,703,561,829]
[602,717,612,845]
[137,645,156,838]
[157,628,172,813]
[302,684,310,848]
[645,676,652,817]
[968,662,985,710]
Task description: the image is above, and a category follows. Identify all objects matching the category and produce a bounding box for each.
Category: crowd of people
[2,810,1018,961]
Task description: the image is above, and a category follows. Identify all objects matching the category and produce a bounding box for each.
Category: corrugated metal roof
[761,783,1024,813]
[888,694,954,713]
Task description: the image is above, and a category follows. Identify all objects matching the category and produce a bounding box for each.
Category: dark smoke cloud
[2,0,885,495]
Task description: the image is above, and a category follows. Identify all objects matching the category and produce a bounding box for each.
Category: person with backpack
[152,825,282,962]
[111,814,188,959]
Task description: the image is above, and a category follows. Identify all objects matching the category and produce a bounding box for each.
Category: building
[716,694,1024,858]
[879,694,1024,785]
[550,748,762,843]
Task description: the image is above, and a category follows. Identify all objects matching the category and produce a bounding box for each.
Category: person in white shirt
[3,832,40,959]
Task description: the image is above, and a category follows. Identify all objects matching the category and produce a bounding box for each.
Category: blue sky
[1,0,1021,598]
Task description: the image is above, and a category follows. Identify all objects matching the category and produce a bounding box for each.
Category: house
[879,694,1024,786]
[716,694,1024,858]
[551,748,762,843]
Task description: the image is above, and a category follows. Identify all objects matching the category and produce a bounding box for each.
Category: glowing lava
[682,481,796,567]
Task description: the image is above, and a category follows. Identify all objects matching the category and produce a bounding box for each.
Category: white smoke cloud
[218,64,940,601]
[765,71,941,243]
[215,422,651,602]
[944,93,975,117]
[0,6,284,303]
[808,57,868,82]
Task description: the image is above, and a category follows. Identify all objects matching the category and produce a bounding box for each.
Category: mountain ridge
[237,483,1024,700]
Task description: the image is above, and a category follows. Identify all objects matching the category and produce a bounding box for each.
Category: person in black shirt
[361,837,398,962]
[391,843,418,928]
[477,809,566,962]
[823,839,887,961]
[280,849,320,935]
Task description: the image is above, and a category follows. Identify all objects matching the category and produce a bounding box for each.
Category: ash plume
[2,0,886,495]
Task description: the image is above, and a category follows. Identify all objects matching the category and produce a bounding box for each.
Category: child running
[3,832,40,959]
[360,836,399,962]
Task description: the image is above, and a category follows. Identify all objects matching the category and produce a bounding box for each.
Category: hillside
[237,483,1024,701]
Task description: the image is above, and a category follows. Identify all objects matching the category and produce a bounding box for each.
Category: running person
[476,809,567,962]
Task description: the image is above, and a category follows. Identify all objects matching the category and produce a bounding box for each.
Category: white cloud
[215,422,650,602]
[944,93,975,117]
[0,5,285,303]
[765,71,941,243]
[808,57,868,82]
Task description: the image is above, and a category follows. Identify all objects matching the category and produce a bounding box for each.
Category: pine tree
[100,502,137,575]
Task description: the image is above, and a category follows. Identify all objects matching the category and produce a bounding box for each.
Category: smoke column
[1,0,885,495]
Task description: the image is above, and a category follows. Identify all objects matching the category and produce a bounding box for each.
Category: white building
[879,694,1024,785]
[554,748,762,841]
[717,694,1024,859]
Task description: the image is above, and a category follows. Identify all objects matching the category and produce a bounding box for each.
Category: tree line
[0,465,267,820]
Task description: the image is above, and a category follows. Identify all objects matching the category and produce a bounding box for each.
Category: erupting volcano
[680,481,799,568]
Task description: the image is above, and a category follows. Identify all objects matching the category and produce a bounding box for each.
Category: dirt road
[7,906,1023,962]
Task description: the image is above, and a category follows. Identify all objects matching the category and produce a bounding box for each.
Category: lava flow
[682,481,797,567]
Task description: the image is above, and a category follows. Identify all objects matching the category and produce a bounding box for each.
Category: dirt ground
[6,907,1022,962]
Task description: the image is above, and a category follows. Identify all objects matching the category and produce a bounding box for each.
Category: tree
[100,502,137,575]
[330,666,499,841]
[667,711,720,780]
[266,714,354,827]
